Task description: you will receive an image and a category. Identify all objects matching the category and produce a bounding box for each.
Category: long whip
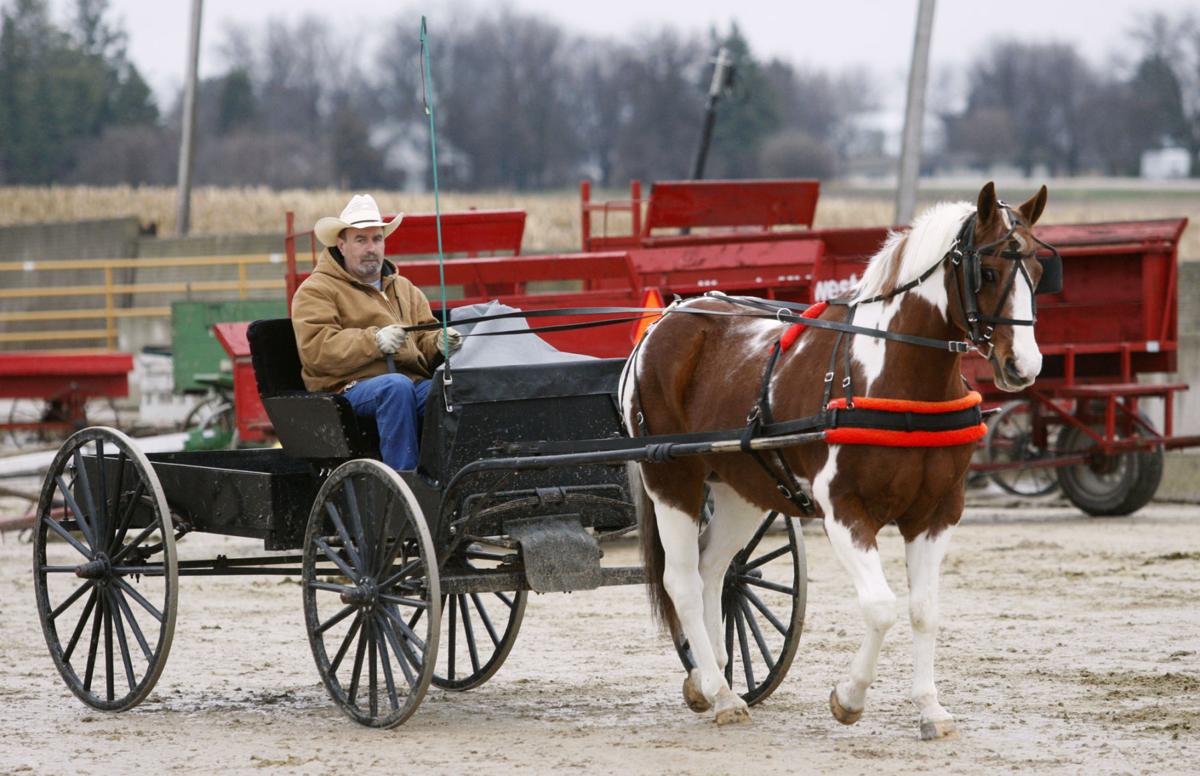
[420,16,454,410]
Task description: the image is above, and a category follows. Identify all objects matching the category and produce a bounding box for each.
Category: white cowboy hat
[314,194,403,247]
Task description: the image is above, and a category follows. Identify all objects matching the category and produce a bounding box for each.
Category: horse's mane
[853,201,975,302]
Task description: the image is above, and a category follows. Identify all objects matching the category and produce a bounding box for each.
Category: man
[292,194,461,471]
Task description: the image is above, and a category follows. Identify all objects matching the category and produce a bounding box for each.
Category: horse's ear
[976,181,998,228]
[1018,185,1048,226]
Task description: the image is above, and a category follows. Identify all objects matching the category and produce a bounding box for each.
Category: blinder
[1035,253,1062,295]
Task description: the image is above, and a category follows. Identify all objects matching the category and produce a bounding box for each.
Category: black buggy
[31,319,806,727]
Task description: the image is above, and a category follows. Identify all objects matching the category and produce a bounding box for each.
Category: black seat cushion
[247,318,306,396]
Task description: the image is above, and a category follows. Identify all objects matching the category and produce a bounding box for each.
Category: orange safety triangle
[633,288,665,344]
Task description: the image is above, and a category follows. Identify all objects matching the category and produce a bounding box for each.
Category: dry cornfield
[0,183,1196,258]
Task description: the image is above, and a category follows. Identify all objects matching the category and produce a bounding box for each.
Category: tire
[33,427,177,711]
[1056,413,1164,517]
[675,510,807,706]
[985,400,1059,497]
[302,459,441,728]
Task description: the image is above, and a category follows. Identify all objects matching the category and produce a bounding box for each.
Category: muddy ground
[1,495,1197,775]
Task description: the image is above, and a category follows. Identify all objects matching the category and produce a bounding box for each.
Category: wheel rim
[675,511,807,706]
[33,427,177,711]
[986,401,1058,496]
[433,546,527,691]
[303,460,441,728]
[1058,424,1137,501]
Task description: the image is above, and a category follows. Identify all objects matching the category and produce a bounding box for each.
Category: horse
[620,182,1050,739]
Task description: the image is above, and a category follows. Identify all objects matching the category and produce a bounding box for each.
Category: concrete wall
[0,218,142,350]
[0,222,293,353]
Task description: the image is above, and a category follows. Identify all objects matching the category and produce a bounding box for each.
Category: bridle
[945,203,1062,360]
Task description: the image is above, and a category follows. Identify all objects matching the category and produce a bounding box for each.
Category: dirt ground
[1,494,1197,775]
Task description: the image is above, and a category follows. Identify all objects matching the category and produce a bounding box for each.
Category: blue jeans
[343,374,432,471]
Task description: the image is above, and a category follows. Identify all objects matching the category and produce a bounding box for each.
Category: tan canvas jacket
[291,249,441,393]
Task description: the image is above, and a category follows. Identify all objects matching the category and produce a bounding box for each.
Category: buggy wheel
[181,395,233,435]
[433,548,527,691]
[303,459,441,728]
[1057,413,1164,517]
[8,398,121,449]
[33,427,177,711]
[985,400,1059,497]
[675,510,806,706]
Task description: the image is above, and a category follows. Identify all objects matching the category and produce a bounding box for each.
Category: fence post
[104,265,116,350]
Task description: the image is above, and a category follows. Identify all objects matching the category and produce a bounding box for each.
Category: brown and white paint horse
[621,182,1048,738]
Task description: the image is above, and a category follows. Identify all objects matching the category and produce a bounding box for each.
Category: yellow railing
[0,254,286,350]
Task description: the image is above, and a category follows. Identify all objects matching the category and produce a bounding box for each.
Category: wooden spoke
[39,512,92,559]
[108,589,137,692]
[329,614,363,676]
[324,503,364,571]
[742,543,791,571]
[111,586,152,661]
[63,589,99,664]
[740,597,776,670]
[374,622,399,712]
[740,512,777,560]
[470,593,502,647]
[315,538,361,582]
[316,605,356,636]
[734,603,754,690]
[55,475,96,552]
[113,577,164,623]
[83,599,102,693]
[50,580,93,621]
[109,480,145,557]
[742,587,788,636]
[72,450,102,550]
[739,575,793,596]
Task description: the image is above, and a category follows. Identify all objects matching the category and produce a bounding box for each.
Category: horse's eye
[981,268,998,283]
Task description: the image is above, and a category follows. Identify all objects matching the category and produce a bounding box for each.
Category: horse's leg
[650,484,748,725]
[813,452,897,725]
[906,527,959,740]
[686,482,763,722]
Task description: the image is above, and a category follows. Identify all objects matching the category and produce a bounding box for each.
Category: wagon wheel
[303,459,442,728]
[432,545,528,691]
[33,427,178,711]
[985,400,1059,497]
[181,394,234,435]
[1056,412,1164,517]
[675,510,807,706]
[8,398,121,449]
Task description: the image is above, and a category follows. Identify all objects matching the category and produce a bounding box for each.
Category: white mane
[853,201,975,302]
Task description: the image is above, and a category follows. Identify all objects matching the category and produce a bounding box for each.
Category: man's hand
[375,324,408,355]
[437,327,463,354]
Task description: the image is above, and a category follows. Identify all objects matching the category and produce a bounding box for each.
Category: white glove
[375,324,408,355]
[436,327,463,354]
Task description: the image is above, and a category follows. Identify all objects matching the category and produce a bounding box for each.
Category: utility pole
[690,46,734,180]
[175,0,203,236]
[895,0,935,224]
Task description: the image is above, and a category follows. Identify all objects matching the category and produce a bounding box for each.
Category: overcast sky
[95,0,1195,108]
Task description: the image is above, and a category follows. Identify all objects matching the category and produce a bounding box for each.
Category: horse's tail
[628,462,679,640]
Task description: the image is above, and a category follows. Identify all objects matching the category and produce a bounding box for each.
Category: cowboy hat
[314,194,403,247]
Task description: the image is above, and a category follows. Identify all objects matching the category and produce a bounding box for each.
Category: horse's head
[946,182,1056,392]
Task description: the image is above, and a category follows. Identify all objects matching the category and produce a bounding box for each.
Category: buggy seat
[246,318,381,461]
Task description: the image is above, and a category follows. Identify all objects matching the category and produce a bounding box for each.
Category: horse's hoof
[829,688,863,725]
[710,700,748,729]
[920,718,960,741]
[682,672,711,713]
